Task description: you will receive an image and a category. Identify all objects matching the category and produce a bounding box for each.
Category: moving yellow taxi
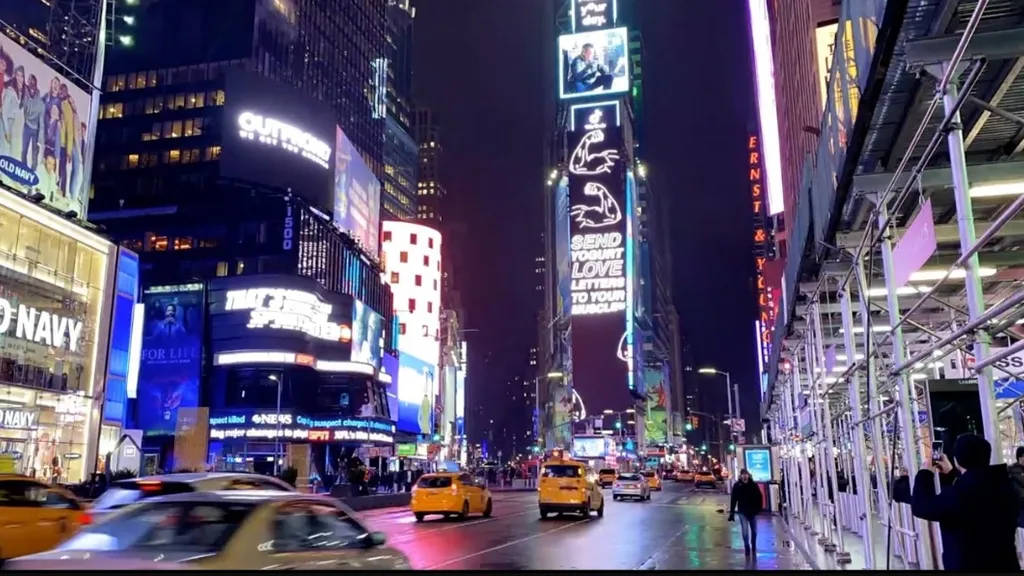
[642,470,662,491]
[410,472,493,522]
[598,468,617,488]
[694,470,718,489]
[0,475,88,562]
[677,469,695,482]
[538,458,604,519]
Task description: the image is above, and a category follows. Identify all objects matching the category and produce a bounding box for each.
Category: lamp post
[270,373,282,476]
[698,367,739,487]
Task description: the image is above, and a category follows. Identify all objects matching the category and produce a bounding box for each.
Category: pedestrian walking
[728,468,764,556]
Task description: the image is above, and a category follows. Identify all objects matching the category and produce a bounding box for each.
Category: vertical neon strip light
[755,320,765,376]
[748,0,784,217]
[625,171,636,391]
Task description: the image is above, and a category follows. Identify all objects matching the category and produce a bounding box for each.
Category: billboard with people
[558,27,630,100]
[135,284,204,436]
[0,35,92,217]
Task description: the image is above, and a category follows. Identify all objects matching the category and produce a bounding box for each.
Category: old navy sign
[1,407,40,430]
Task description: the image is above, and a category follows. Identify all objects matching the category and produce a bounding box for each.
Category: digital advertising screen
[382,353,399,423]
[135,284,205,436]
[558,27,630,100]
[333,127,382,259]
[220,70,335,212]
[0,34,93,217]
[571,435,608,459]
[572,0,618,32]
[743,448,773,482]
[566,103,631,414]
[398,352,436,435]
[644,365,669,444]
[351,299,383,369]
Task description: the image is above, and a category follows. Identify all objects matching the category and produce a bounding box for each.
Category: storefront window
[0,386,90,483]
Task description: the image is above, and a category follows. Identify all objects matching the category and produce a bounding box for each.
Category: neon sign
[224,288,349,342]
[237,111,332,169]
[749,134,776,369]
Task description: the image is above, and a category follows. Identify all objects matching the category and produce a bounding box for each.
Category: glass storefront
[0,194,114,483]
[0,386,91,483]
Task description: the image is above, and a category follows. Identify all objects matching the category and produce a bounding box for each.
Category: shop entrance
[0,437,27,475]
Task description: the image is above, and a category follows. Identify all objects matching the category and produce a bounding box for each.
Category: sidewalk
[784,513,915,570]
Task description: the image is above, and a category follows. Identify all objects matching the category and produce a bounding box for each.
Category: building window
[427,302,433,314]
[414,274,422,286]
[399,323,406,335]
[423,255,429,266]
[399,251,408,263]
[410,233,418,245]
[408,298,416,312]
[433,279,438,290]
[204,146,222,161]
[390,271,399,283]
[216,261,228,277]
[383,231,392,242]
[428,237,434,249]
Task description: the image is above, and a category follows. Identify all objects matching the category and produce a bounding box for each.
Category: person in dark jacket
[911,433,1020,571]
[1007,445,1024,528]
[729,468,764,556]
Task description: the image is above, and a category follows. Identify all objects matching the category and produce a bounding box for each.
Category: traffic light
[685,422,693,431]
[431,433,441,443]
[700,444,707,452]
[729,443,736,451]
[615,420,622,430]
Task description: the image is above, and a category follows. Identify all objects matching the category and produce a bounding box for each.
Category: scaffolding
[765,0,1024,569]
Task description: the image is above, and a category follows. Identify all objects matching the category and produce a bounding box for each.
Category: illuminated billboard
[221,71,335,212]
[571,0,618,32]
[397,352,435,435]
[351,299,384,369]
[566,103,632,415]
[333,127,382,259]
[558,27,630,100]
[382,221,442,367]
[0,34,93,217]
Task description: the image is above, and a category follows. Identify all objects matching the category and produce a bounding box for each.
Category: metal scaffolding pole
[853,256,894,526]
[811,302,848,558]
[804,340,832,543]
[943,71,1003,461]
[839,285,877,568]
[876,200,934,569]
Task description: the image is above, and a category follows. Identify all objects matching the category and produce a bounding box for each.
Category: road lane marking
[424,518,593,569]
[636,523,691,569]
[387,510,532,543]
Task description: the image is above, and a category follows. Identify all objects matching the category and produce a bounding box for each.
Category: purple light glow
[747,0,785,217]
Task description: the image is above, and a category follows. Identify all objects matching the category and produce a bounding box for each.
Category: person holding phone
[911,433,1020,571]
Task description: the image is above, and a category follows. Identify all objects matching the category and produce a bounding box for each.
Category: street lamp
[699,367,741,485]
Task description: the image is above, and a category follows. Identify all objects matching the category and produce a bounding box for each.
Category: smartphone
[932,441,944,463]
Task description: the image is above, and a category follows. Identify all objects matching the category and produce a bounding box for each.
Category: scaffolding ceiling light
[969,181,1024,198]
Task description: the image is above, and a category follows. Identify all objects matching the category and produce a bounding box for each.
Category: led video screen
[558,27,630,100]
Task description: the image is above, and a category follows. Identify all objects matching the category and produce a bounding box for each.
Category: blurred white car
[5,491,410,570]
[87,472,294,524]
[611,472,651,501]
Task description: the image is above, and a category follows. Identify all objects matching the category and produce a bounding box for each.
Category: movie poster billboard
[333,126,382,259]
[135,284,204,436]
[0,35,92,216]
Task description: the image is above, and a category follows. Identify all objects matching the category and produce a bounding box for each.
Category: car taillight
[79,512,93,526]
[613,483,621,489]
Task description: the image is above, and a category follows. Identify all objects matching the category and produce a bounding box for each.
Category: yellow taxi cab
[410,472,492,522]
[677,469,695,482]
[694,470,718,489]
[598,468,618,488]
[537,456,604,519]
[642,470,662,491]
[0,474,89,562]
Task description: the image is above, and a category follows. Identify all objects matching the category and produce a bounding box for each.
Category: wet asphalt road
[360,481,812,570]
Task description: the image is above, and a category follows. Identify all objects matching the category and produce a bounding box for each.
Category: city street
[360,481,812,570]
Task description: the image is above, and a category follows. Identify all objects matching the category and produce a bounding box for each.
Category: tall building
[0,0,107,81]
[413,106,445,226]
[86,0,399,470]
[536,0,684,456]
[381,0,418,220]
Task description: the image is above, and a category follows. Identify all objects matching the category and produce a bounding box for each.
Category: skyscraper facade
[381,0,418,220]
[412,106,444,226]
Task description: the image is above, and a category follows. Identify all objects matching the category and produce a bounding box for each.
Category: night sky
[413,0,760,445]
